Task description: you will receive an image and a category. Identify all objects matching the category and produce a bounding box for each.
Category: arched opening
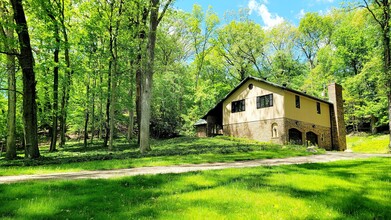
[288,128,302,145]
[272,123,278,138]
[306,132,318,146]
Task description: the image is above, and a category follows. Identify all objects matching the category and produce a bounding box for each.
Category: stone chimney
[328,83,347,151]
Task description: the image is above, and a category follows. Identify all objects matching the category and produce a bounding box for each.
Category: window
[248,83,253,90]
[295,95,300,108]
[231,99,245,113]
[317,102,321,114]
[257,94,273,109]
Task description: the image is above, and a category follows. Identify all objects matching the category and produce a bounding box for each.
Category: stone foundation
[284,118,332,150]
[223,118,332,149]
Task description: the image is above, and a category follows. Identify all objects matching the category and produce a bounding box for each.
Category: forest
[0,0,391,159]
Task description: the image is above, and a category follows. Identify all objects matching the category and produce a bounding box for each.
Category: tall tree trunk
[109,70,116,150]
[364,0,391,150]
[98,70,103,139]
[139,0,171,152]
[381,2,391,150]
[1,3,17,159]
[59,0,71,148]
[385,32,391,150]
[10,0,40,159]
[140,0,159,153]
[127,61,135,142]
[135,6,148,144]
[103,59,112,148]
[83,74,90,149]
[90,73,96,144]
[49,22,60,152]
[6,53,16,159]
[106,0,123,150]
[136,53,142,144]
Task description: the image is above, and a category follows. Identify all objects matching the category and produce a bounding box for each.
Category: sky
[174,0,346,28]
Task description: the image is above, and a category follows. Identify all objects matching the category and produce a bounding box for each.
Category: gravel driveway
[0,152,390,184]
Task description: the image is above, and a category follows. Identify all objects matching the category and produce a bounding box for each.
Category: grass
[0,157,390,219]
[0,136,322,176]
[347,134,390,153]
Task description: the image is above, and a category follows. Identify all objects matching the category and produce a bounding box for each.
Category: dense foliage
[0,0,390,154]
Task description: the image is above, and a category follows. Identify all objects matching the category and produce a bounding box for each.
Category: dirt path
[1,152,390,184]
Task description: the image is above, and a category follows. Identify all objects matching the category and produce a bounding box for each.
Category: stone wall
[223,118,332,149]
[284,118,332,150]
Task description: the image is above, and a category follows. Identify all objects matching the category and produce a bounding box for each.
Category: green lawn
[0,136,321,176]
[347,134,390,153]
[0,157,390,219]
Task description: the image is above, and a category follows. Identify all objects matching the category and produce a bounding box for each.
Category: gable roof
[202,76,332,119]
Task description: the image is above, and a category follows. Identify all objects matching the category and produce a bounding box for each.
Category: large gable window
[257,94,273,109]
[231,99,245,113]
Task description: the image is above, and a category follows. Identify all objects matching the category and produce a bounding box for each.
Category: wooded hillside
[0,0,390,159]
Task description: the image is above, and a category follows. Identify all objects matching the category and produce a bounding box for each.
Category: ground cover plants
[0,157,390,219]
[0,136,321,176]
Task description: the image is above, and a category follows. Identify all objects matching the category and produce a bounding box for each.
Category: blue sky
[174,0,345,28]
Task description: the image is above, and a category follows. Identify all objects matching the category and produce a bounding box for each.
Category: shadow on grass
[1,158,390,219]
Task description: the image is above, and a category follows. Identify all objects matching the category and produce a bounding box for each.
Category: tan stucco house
[195,76,346,151]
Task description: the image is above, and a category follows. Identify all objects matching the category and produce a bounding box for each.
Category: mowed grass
[0,136,321,176]
[347,134,390,153]
[0,157,390,219]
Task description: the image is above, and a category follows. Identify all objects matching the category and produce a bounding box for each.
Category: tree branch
[157,0,173,25]
[363,0,383,26]
[0,50,20,56]
[0,88,23,95]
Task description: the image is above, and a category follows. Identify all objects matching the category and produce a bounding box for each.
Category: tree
[363,0,391,149]
[187,5,219,88]
[37,0,62,152]
[139,0,172,153]
[58,0,72,148]
[0,0,17,159]
[264,22,305,87]
[214,20,265,81]
[10,0,40,158]
[297,12,333,69]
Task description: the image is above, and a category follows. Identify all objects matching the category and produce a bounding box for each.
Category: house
[195,76,346,151]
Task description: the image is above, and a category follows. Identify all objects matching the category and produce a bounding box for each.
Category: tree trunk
[135,6,148,145]
[49,22,60,152]
[6,54,16,159]
[127,63,135,142]
[83,73,90,149]
[364,0,391,150]
[59,2,72,148]
[136,54,142,144]
[1,4,17,159]
[103,58,112,149]
[382,5,391,150]
[139,0,171,152]
[98,71,103,140]
[109,61,116,151]
[90,73,96,144]
[388,90,391,151]
[370,114,377,134]
[140,0,159,153]
[10,0,40,159]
